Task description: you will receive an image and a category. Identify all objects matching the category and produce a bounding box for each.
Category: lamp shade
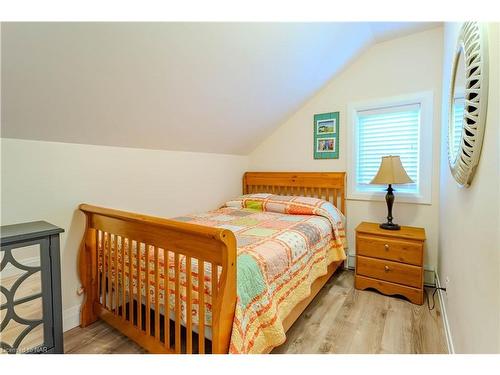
[370,155,414,185]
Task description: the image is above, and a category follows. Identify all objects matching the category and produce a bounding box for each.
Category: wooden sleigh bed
[77,172,346,354]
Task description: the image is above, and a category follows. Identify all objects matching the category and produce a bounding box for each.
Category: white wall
[249,27,444,281]
[438,22,500,353]
[0,138,248,330]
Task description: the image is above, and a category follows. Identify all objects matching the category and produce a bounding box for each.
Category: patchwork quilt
[102,194,346,353]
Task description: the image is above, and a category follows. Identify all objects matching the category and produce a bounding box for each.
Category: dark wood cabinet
[1,221,64,353]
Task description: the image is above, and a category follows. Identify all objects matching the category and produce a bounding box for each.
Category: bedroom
[1,0,499,371]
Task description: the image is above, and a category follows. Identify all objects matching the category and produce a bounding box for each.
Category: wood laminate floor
[63,270,448,354]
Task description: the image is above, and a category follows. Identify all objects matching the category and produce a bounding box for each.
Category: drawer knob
[384,244,389,250]
[384,265,390,272]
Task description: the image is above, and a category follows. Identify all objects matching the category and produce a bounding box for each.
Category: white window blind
[452,97,465,158]
[356,103,420,194]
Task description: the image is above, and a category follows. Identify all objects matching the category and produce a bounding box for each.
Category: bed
[77,171,347,354]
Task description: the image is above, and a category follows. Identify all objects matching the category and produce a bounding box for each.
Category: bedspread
[102,194,346,353]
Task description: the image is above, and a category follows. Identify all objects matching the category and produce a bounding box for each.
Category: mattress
[101,194,347,353]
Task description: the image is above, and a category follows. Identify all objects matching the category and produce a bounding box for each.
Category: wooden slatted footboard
[78,204,237,354]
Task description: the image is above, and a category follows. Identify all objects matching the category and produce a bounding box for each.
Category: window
[348,92,433,204]
[451,97,465,158]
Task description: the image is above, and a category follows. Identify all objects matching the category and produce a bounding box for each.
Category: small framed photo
[316,119,336,135]
[313,112,339,159]
[316,137,336,152]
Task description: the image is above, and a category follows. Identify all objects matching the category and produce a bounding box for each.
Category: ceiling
[1,22,440,155]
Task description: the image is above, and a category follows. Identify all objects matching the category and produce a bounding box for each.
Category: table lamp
[370,155,413,230]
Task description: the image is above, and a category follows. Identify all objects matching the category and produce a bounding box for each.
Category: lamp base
[379,222,401,231]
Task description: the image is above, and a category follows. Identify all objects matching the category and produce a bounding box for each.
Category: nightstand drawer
[356,255,422,288]
[356,235,423,265]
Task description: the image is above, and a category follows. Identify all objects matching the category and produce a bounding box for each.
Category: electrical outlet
[444,276,450,290]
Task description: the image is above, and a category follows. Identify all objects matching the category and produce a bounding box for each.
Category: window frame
[347,91,433,205]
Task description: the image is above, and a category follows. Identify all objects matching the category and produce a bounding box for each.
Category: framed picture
[314,112,339,159]
[316,119,336,135]
[316,137,336,152]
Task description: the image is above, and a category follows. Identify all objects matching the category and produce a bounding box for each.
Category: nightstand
[354,222,426,305]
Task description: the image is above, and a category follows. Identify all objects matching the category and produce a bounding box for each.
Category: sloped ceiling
[1,22,440,155]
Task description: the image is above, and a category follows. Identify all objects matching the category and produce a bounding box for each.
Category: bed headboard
[242,172,346,214]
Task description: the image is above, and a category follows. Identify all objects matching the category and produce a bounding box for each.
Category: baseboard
[435,272,455,354]
[0,256,39,278]
[63,304,81,332]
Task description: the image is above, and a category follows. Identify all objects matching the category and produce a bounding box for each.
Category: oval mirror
[448,22,489,187]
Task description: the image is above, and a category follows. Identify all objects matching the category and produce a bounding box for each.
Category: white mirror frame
[448,22,489,187]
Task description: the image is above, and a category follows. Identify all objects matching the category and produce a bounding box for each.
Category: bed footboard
[77,204,237,354]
